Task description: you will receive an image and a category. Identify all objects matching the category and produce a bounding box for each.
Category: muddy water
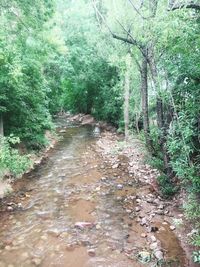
[0,125,133,267]
[0,124,187,267]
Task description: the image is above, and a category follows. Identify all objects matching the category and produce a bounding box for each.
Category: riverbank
[95,129,198,267]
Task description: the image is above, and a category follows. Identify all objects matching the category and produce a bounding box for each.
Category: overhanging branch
[169,1,200,10]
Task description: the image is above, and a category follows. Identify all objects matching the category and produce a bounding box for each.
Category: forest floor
[0,115,197,267]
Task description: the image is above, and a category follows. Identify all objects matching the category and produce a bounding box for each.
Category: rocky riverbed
[0,117,197,266]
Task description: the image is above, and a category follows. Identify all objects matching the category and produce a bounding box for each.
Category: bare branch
[168,1,200,10]
[127,0,146,19]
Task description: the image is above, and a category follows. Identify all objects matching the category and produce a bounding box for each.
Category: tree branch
[169,1,200,10]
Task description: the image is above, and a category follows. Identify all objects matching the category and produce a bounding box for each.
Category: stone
[7,206,14,212]
[141,233,147,238]
[154,250,164,260]
[41,235,48,241]
[158,204,164,210]
[135,207,141,212]
[74,222,94,229]
[126,209,132,214]
[155,210,164,215]
[87,249,96,257]
[112,163,119,169]
[140,217,148,226]
[170,225,176,231]
[32,258,42,266]
[150,235,157,243]
[96,224,101,230]
[117,184,123,190]
[150,242,158,250]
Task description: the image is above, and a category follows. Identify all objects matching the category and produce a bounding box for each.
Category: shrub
[0,135,31,178]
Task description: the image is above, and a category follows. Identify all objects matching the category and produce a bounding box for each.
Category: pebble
[87,249,96,257]
[170,225,176,231]
[126,209,132,214]
[150,235,157,243]
[141,233,147,238]
[7,206,14,212]
[140,217,148,226]
[117,184,123,190]
[135,207,141,212]
[96,224,101,230]
[41,235,48,241]
[150,242,158,250]
[154,250,164,260]
[32,258,42,266]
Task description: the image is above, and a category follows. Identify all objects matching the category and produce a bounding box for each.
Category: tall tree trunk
[0,114,3,137]
[140,50,152,150]
[148,48,172,177]
[124,54,131,141]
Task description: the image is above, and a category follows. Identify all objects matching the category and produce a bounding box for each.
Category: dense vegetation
[0,0,199,259]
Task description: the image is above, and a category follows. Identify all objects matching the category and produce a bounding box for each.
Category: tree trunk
[148,48,173,177]
[140,51,152,150]
[0,114,3,137]
[124,54,131,141]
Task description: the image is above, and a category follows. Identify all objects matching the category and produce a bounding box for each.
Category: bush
[157,174,178,198]
[0,135,31,178]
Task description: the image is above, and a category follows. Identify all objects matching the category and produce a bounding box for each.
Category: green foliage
[157,174,178,198]
[0,135,31,177]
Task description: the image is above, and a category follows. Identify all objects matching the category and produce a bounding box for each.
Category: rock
[155,210,164,215]
[32,258,42,266]
[135,207,141,212]
[150,235,157,243]
[150,242,158,250]
[116,184,123,190]
[96,224,101,230]
[158,204,164,210]
[47,229,60,237]
[41,235,48,241]
[7,206,14,212]
[170,225,176,231]
[154,250,164,260]
[153,198,160,205]
[112,163,119,169]
[126,209,132,214]
[87,249,96,257]
[140,217,148,226]
[141,233,147,238]
[95,186,101,191]
[146,198,154,203]
[136,198,141,203]
[74,222,94,229]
